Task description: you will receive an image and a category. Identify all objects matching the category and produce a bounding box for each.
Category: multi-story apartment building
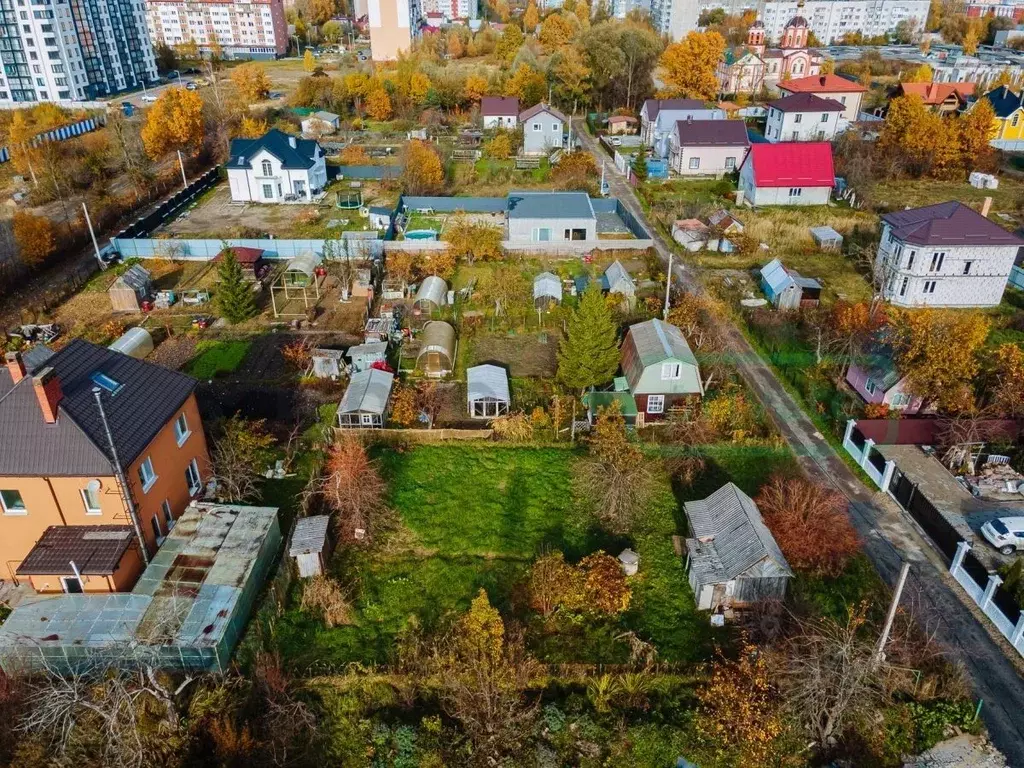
[421,0,476,20]
[369,0,421,60]
[876,201,1024,308]
[610,0,651,18]
[650,0,699,39]
[146,0,288,60]
[0,0,157,103]
[759,0,929,43]
[967,0,1024,22]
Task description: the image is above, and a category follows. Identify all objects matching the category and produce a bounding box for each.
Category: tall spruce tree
[557,281,619,393]
[216,246,257,323]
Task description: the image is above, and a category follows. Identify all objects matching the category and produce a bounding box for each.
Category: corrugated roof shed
[16,525,136,576]
[467,364,510,405]
[625,319,698,369]
[760,258,794,293]
[111,265,152,295]
[683,483,792,584]
[339,368,394,415]
[289,515,330,557]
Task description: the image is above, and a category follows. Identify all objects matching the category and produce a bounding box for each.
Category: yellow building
[978,85,1024,142]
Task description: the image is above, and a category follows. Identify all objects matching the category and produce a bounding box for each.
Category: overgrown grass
[184,340,252,379]
[872,178,1024,214]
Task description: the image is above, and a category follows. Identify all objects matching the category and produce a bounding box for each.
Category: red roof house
[738,142,834,207]
[481,96,520,128]
[778,74,867,121]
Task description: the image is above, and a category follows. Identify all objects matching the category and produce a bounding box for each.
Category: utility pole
[82,202,103,267]
[873,560,910,669]
[177,150,188,189]
[663,251,672,320]
[93,388,150,566]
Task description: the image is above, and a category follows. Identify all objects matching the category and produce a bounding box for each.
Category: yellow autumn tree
[230,63,271,101]
[960,98,996,169]
[504,64,546,107]
[659,30,726,102]
[889,308,990,412]
[447,30,465,58]
[539,12,578,50]
[303,49,316,72]
[465,73,489,103]
[878,94,934,169]
[140,87,204,159]
[366,87,393,120]
[906,63,933,82]
[523,0,539,31]
[401,140,444,194]
[963,24,980,55]
[235,116,268,138]
[409,71,431,105]
[12,211,56,268]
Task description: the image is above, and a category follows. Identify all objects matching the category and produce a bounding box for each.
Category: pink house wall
[845,364,923,415]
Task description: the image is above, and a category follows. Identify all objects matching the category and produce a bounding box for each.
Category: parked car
[141,94,158,103]
[610,136,621,146]
[185,82,197,91]
[981,517,1024,555]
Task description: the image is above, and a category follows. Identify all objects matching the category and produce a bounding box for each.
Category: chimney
[33,367,62,424]
[982,196,993,217]
[1004,85,1010,98]
[288,135,297,148]
[820,75,826,86]
[4,351,25,384]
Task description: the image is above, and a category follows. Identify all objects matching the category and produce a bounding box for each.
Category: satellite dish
[86,479,102,493]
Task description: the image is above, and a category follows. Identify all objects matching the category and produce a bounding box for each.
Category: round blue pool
[405,229,438,240]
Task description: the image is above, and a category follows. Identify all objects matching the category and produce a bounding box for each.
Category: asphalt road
[573,120,1024,764]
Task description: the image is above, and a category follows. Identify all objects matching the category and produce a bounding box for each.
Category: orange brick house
[0,340,211,591]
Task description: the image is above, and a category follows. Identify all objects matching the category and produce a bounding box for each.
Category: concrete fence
[950,542,1024,658]
[113,236,383,260]
[842,420,896,490]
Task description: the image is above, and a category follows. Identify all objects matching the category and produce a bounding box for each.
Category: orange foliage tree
[12,211,55,268]
[366,87,393,120]
[320,437,387,542]
[140,87,204,159]
[230,62,271,101]
[755,475,860,577]
[401,140,445,194]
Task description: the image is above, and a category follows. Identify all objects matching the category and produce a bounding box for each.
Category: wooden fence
[332,427,493,442]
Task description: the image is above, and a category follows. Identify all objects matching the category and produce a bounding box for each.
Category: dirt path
[574,119,1024,764]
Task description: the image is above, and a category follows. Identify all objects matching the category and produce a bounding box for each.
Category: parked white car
[981,517,1024,555]
[141,94,158,103]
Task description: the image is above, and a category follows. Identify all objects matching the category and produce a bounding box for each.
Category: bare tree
[319,436,389,543]
[212,414,276,503]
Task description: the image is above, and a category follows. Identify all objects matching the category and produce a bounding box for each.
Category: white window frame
[924,280,937,294]
[261,159,272,175]
[152,515,164,546]
[533,227,552,242]
[647,394,665,414]
[963,261,972,275]
[794,113,803,123]
[262,183,273,199]
[138,457,157,493]
[725,156,736,170]
[0,489,27,516]
[174,412,191,447]
[820,112,829,122]
[360,413,374,426]
[186,458,202,495]
[60,576,83,593]
[688,156,700,169]
[552,122,560,132]
[899,276,909,297]
[81,485,102,515]
[788,187,802,197]
[162,499,175,530]
[532,122,541,131]
[865,378,876,395]
[661,362,682,380]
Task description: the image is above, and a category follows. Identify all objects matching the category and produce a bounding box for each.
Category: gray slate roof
[0,339,198,477]
[289,515,330,556]
[229,128,321,170]
[533,271,562,301]
[338,368,394,415]
[507,191,595,220]
[625,318,698,369]
[467,364,510,404]
[519,102,567,123]
[683,483,793,584]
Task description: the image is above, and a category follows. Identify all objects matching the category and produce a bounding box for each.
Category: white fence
[502,239,654,255]
[950,542,1024,657]
[841,420,896,490]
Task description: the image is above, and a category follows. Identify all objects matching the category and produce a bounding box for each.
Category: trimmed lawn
[184,340,252,379]
[274,442,801,670]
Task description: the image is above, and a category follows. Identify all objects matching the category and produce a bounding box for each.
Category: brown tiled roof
[481,96,519,116]
[769,92,845,113]
[882,201,1024,247]
[17,525,136,576]
[675,118,749,147]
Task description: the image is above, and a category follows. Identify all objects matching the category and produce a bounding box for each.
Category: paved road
[575,120,1024,763]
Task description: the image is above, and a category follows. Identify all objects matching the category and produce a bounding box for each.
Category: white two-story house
[764,92,844,143]
[520,103,567,156]
[640,98,726,150]
[877,201,1024,308]
[227,129,328,204]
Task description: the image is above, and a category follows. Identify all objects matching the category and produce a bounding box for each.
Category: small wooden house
[621,319,703,423]
[214,246,268,279]
[760,258,821,310]
[109,265,152,312]
[810,226,843,251]
[604,260,636,307]
[289,515,332,578]
[684,483,793,613]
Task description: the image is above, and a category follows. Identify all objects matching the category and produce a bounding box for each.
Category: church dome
[751,20,765,28]
[785,15,808,27]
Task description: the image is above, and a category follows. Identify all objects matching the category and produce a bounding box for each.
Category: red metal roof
[779,74,867,94]
[741,142,834,188]
[214,247,265,265]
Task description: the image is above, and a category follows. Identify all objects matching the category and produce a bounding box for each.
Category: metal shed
[533,272,562,308]
[109,265,152,312]
[414,275,448,312]
[810,226,843,251]
[337,368,394,428]
[289,515,332,578]
[311,348,346,379]
[416,321,456,378]
[347,340,388,372]
[683,483,792,614]
[760,258,821,310]
[467,364,510,419]
[604,260,636,304]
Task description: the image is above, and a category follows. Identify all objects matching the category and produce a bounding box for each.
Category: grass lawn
[184,340,252,379]
[872,178,1024,215]
[274,443,805,670]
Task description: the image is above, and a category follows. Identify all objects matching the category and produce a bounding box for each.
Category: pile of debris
[966,460,1024,499]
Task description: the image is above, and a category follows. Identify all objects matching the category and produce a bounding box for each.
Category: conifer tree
[216,246,257,323]
[557,281,619,393]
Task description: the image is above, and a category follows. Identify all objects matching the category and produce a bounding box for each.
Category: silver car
[980,517,1024,555]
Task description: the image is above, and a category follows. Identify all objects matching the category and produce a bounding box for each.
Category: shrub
[300,575,353,628]
[491,411,533,441]
[756,475,860,577]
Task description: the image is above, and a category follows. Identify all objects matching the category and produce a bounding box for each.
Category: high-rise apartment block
[368,0,421,60]
[146,0,288,60]
[0,0,157,103]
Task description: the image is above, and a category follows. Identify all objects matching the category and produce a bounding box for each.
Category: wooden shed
[109,265,152,312]
[289,515,332,577]
[683,483,792,614]
[311,348,346,378]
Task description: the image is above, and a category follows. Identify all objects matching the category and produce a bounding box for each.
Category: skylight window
[90,372,123,395]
